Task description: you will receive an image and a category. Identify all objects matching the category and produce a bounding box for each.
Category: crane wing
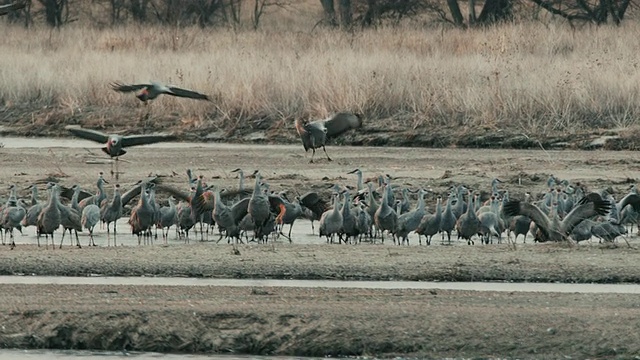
[617,193,640,212]
[121,134,177,147]
[154,184,192,203]
[503,200,553,238]
[561,193,611,234]
[66,127,110,144]
[110,82,150,93]
[231,197,250,224]
[166,86,210,101]
[323,112,363,138]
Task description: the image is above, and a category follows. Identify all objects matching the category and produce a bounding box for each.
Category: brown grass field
[3,3,640,148]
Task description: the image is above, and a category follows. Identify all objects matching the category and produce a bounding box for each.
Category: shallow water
[1,275,638,294]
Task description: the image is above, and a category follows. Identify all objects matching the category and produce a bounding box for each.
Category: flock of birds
[2,79,637,250]
[2,166,640,250]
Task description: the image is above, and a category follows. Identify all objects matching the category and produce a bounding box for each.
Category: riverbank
[1,243,639,283]
[1,284,638,359]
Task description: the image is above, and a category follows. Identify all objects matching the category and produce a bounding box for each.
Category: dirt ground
[1,142,640,358]
[0,284,639,359]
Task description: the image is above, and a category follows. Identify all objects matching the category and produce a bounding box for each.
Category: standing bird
[247,173,271,241]
[110,81,211,104]
[37,183,63,249]
[81,204,101,246]
[100,184,123,247]
[295,112,363,163]
[66,126,177,180]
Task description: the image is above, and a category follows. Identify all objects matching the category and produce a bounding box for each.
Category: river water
[1,275,638,294]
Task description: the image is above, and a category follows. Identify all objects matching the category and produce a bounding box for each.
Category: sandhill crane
[298,191,329,234]
[177,200,195,242]
[212,188,243,243]
[37,183,63,249]
[66,127,177,179]
[477,196,503,245]
[58,202,83,249]
[295,112,363,163]
[157,197,177,245]
[110,81,211,104]
[395,188,428,245]
[319,192,344,243]
[78,173,108,211]
[268,193,303,242]
[374,184,398,244]
[355,201,372,243]
[439,193,457,244]
[503,192,615,243]
[70,185,82,213]
[129,182,155,245]
[451,185,468,219]
[456,194,481,245]
[82,204,101,246]
[347,169,365,193]
[398,188,411,215]
[248,173,271,241]
[2,199,26,248]
[100,184,122,247]
[339,190,359,244]
[414,194,441,246]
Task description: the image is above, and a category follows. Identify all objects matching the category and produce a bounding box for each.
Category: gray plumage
[58,202,83,249]
[439,194,457,244]
[477,197,502,245]
[456,194,481,245]
[339,190,359,244]
[157,196,178,244]
[128,182,155,245]
[2,199,26,247]
[319,192,344,244]
[78,173,108,211]
[100,184,122,247]
[81,204,101,246]
[37,183,63,249]
[397,189,429,245]
[295,112,363,163]
[247,173,271,241]
[374,184,397,244]
[503,192,613,243]
[414,194,441,246]
[110,81,211,103]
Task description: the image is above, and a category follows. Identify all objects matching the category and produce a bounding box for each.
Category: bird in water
[295,112,363,163]
[110,81,211,104]
[65,126,176,180]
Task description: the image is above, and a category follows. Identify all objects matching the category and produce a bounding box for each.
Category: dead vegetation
[2,19,640,148]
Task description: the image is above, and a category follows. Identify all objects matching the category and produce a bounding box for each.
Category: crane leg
[322,145,332,162]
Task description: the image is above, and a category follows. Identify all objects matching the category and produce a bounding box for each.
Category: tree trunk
[477,0,512,23]
[320,0,337,26]
[130,0,149,22]
[446,0,465,26]
[43,0,64,27]
[362,0,377,27]
[468,0,476,25]
[339,0,351,28]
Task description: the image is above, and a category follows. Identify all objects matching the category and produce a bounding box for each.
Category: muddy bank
[1,106,639,150]
[0,284,638,359]
[1,243,639,284]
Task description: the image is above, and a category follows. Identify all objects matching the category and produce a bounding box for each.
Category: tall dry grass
[1,21,640,136]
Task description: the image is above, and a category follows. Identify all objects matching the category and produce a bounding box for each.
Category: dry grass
[2,20,640,137]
